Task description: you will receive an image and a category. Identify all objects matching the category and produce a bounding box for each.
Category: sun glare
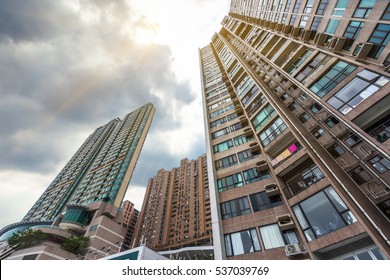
[134,27,156,44]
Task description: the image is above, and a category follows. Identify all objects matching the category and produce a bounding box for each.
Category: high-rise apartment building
[121,200,140,251]
[134,155,213,254]
[22,103,155,223]
[200,0,390,260]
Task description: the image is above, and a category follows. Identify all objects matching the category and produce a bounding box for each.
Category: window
[230,122,243,132]
[353,0,376,18]
[328,144,345,158]
[316,0,330,15]
[233,135,248,146]
[349,166,372,184]
[259,117,287,146]
[310,61,357,98]
[369,155,390,174]
[224,228,261,256]
[304,0,315,13]
[345,134,360,146]
[213,139,234,153]
[260,224,298,249]
[243,168,271,184]
[295,53,328,83]
[325,19,341,35]
[336,246,386,260]
[280,92,289,101]
[312,127,325,138]
[299,112,310,123]
[217,173,244,192]
[299,15,309,28]
[288,102,298,111]
[310,17,322,31]
[286,49,314,74]
[250,191,283,212]
[221,197,251,220]
[292,0,302,13]
[210,116,227,128]
[327,70,390,115]
[333,0,349,16]
[215,154,238,170]
[292,186,357,241]
[343,21,364,50]
[211,127,229,139]
[382,3,390,20]
[251,104,276,131]
[238,148,260,162]
[22,254,38,260]
[310,103,322,113]
[367,24,390,59]
[325,116,339,128]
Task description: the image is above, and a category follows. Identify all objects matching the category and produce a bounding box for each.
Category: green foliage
[60,236,90,255]
[8,229,47,249]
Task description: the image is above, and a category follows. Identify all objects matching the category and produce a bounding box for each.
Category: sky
[0,0,230,229]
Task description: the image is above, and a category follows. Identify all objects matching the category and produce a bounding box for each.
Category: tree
[8,229,47,249]
[60,236,90,255]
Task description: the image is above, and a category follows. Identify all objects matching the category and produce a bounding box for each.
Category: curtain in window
[260,224,285,249]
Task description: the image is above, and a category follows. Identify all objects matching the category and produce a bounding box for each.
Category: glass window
[325,19,341,34]
[382,3,390,20]
[353,0,376,18]
[327,69,389,114]
[295,53,328,83]
[213,139,234,153]
[221,197,251,220]
[238,149,260,162]
[299,112,310,123]
[210,116,227,128]
[369,155,390,174]
[215,154,238,170]
[310,17,322,31]
[312,127,325,138]
[292,186,357,241]
[310,61,357,98]
[243,168,271,184]
[259,224,285,249]
[233,135,248,146]
[304,0,315,13]
[316,0,330,15]
[217,173,244,192]
[333,0,349,16]
[328,144,345,158]
[250,191,283,212]
[259,117,287,146]
[343,21,364,50]
[368,24,390,59]
[251,104,276,131]
[299,15,309,28]
[224,228,261,256]
[293,0,302,13]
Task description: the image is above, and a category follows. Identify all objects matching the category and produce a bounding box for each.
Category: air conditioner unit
[301,30,315,41]
[276,214,295,230]
[275,23,284,32]
[291,27,302,38]
[328,37,347,51]
[314,32,328,46]
[353,43,373,59]
[285,244,306,256]
[268,22,276,30]
[265,183,280,196]
[282,25,293,35]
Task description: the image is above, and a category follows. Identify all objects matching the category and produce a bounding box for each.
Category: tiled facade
[200,0,390,260]
[134,155,213,253]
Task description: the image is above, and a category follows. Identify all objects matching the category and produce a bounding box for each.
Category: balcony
[367,118,390,144]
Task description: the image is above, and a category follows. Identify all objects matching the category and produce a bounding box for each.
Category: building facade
[121,200,140,251]
[134,155,213,255]
[21,103,155,223]
[200,0,390,260]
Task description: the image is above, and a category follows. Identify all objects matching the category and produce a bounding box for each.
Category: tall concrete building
[22,103,155,223]
[200,0,390,260]
[134,155,213,255]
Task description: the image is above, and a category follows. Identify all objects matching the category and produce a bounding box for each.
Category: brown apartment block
[134,155,213,253]
[121,200,140,251]
[200,0,390,260]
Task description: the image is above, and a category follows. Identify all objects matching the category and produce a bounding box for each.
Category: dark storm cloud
[0,0,200,174]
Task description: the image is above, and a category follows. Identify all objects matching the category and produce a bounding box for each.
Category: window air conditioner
[276,214,295,230]
[301,30,314,41]
[282,25,293,35]
[285,244,306,256]
[291,27,302,38]
[265,183,280,196]
[314,32,328,46]
[353,43,373,59]
[275,23,284,32]
[328,37,347,51]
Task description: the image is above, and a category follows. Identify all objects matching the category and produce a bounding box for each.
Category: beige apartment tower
[134,155,213,254]
[200,0,390,260]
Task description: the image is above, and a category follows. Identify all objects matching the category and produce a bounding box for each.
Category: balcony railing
[283,166,325,199]
[367,119,390,143]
